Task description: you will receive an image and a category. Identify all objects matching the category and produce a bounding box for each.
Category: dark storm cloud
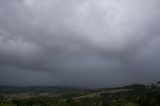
[0,0,160,88]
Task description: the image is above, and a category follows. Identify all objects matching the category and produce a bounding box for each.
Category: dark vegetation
[0,82,160,106]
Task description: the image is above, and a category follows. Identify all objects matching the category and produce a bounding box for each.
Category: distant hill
[0,86,81,93]
[123,84,146,89]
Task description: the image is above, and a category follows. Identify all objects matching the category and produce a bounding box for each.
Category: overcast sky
[0,0,160,88]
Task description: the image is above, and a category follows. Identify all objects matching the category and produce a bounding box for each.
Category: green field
[0,84,160,106]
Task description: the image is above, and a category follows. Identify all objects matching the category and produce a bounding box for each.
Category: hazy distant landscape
[0,82,160,106]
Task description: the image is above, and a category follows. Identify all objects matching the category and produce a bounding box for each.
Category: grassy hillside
[0,84,160,106]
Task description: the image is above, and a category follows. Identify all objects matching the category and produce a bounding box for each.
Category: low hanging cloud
[0,0,160,88]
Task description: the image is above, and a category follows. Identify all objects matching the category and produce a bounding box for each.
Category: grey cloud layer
[0,0,160,88]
